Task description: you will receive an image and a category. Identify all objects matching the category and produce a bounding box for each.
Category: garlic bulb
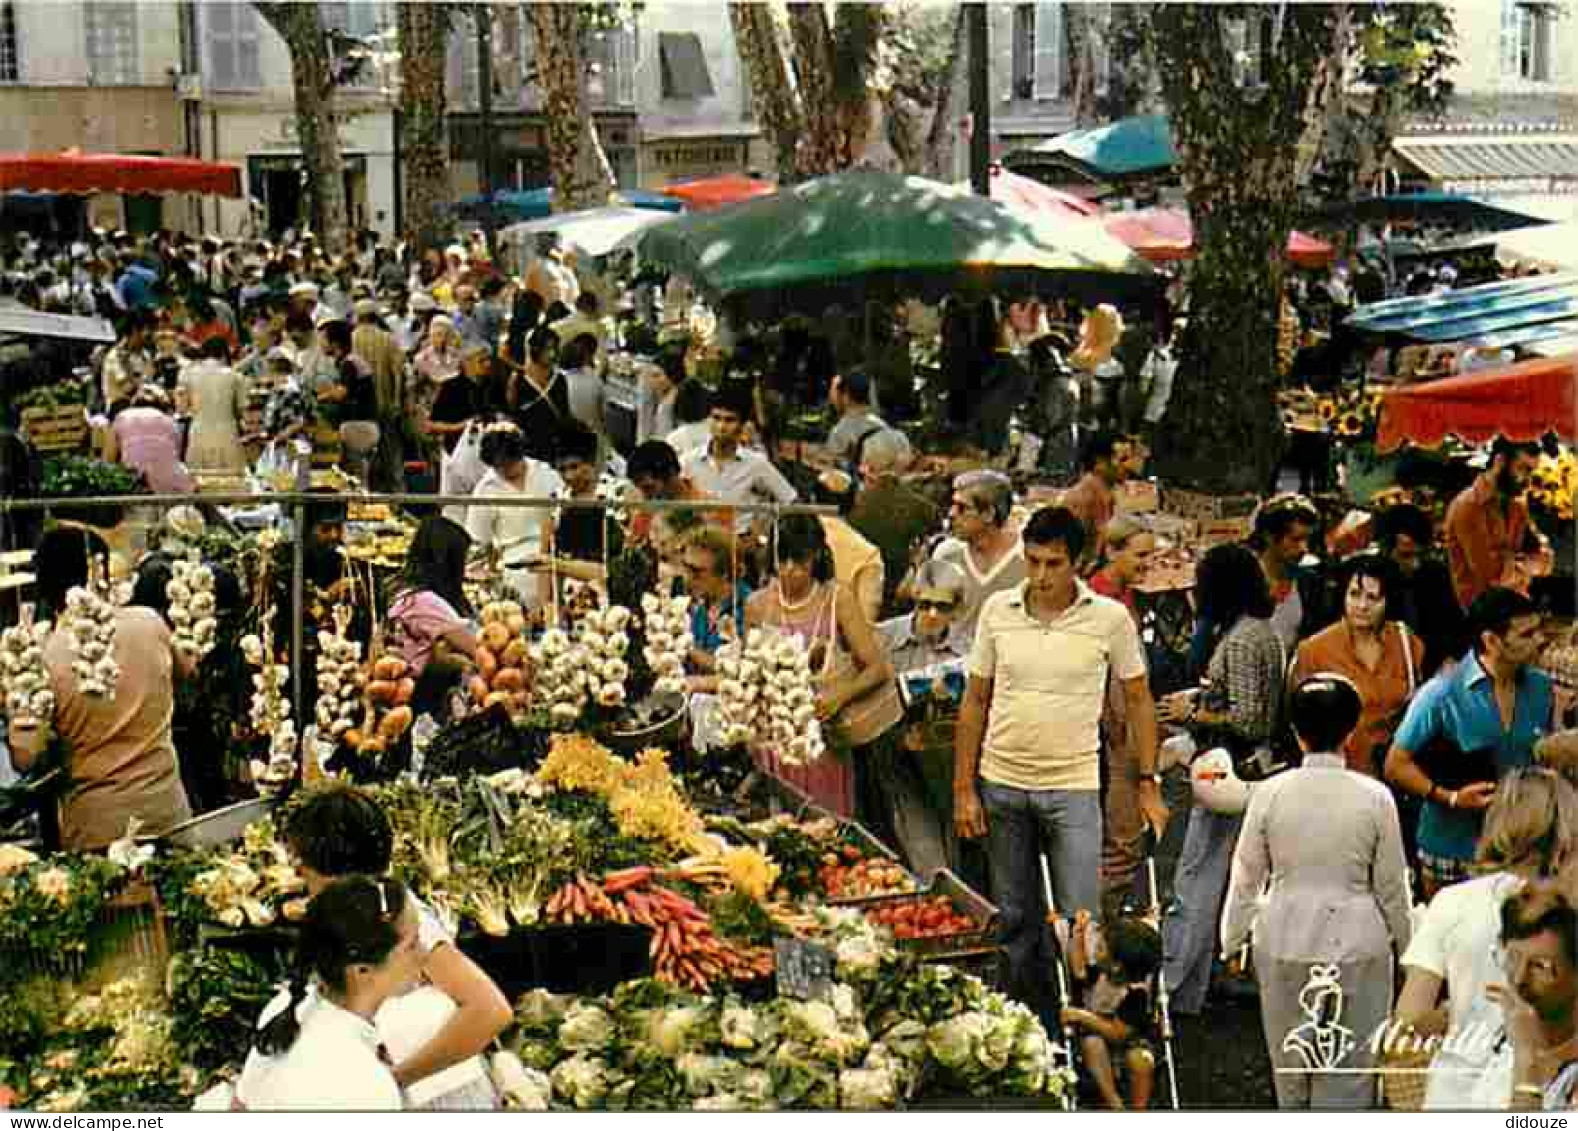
[0,616,54,726]
[166,556,219,665]
[640,591,694,699]
[312,607,363,737]
[530,604,633,722]
[712,625,825,765]
[62,584,118,699]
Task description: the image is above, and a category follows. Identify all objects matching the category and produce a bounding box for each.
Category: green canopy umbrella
[632,168,1157,321]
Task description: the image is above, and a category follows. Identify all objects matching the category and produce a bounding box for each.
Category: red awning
[1104,207,1334,269]
[0,152,242,198]
[1376,353,1577,452]
[662,174,776,211]
[985,166,1103,220]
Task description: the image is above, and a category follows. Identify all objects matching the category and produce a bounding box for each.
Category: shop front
[638,134,758,191]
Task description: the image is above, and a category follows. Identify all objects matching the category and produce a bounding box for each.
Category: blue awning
[450,187,682,223]
[1345,272,1578,344]
[1009,114,1174,178]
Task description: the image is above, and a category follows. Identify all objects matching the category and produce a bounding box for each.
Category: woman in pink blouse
[386,516,480,719]
[104,385,194,494]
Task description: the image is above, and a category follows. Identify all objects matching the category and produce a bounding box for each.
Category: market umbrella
[1105,207,1335,269]
[1375,352,1577,452]
[633,168,1156,320]
[966,165,1103,221]
[1320,192,1549,233]
[1495,221,1578,272]
[451,187,683,225]
[1006,114,1175,180]
[661,174,777,211]
[499,206,675,259]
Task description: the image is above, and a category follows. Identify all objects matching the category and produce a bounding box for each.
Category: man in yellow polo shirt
[954,505,1167,1025]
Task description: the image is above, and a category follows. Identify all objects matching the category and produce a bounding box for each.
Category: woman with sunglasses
[877,560,971,877]
[238,876,425,1110]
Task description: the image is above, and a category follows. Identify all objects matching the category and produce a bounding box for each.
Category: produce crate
[21,404,89,453]
[12,881,169,993]
[309,423,342,469]
[922,944,1005,988]
[159,797,275,850]
[1161,486,1259,524]
[844,868,998,953]
[1115,480,1160,514]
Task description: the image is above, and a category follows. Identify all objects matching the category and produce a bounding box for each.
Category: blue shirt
[1394,651,1554,861]
[117,263,159,311]
[685,581,750,654]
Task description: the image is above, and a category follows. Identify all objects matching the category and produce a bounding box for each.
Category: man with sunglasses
[1493,882,1578,1111]
[928,469,1026,645]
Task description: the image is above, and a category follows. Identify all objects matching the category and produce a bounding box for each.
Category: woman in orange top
[1290,554,1425,777]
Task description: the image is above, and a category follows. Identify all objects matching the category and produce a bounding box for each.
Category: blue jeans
[1162,804,1244,1015]
[980,781,1102,1029]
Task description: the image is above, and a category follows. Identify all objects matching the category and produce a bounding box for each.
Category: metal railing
[0,489,834,722]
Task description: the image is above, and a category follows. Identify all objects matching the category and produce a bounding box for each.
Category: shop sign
[650,140,745,177]
[773,937,834,1002]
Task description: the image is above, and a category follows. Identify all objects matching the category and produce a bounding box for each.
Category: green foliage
[16,380,89,414]
[167,944,288,1073]
[39,455,144,499]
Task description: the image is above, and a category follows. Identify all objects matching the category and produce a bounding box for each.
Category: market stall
[0,488,1075,1111]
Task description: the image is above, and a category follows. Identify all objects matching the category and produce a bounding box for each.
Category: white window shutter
[1033,2,1061,100]
[234,4,261,88]
[206,2,237,90]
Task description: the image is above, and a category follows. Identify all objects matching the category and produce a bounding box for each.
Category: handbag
[804,586,904,748]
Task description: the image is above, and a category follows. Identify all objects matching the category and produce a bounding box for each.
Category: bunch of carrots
[545,866,774,993]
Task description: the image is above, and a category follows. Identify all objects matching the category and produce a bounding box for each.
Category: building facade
[1393,0,1578,221]
[0,0,189,234]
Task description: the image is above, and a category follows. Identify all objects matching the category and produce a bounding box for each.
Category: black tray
[459,922,655,999]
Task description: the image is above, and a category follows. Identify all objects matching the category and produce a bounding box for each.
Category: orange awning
[0,151,242,197]
[1376,352,1577,451]
[1105,207,1334,269]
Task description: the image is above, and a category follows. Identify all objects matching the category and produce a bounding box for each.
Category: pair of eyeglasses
[916,599,958,613]
[1502,949,1565,981]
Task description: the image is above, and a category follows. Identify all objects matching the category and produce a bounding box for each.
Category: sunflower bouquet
[1528,449,1577,525]
[1312,386,1384,444]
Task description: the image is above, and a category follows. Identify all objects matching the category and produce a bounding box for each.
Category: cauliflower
[558,1002,617,1053]
[549,1055,609,1110]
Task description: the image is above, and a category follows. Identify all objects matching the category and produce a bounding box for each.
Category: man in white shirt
[954,505,1165,1030]
[679,385,797,537]
[464,427,564,607]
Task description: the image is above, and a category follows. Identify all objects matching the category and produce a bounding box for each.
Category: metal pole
[968,2,990,197]
[290,462,309,735]
[0,492,836,515]
[391,104,404,240]
[476,3,500,264]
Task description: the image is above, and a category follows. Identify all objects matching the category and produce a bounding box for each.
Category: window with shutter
[206,1,238,91]
[0,1,17,83]
[658,32,714,99]
[85,2,138,85]
[1033,2,1061,101]
[613,24,635,105]
[517,18,539,110]
[1010,4,1033,100]
[235,5,261,89]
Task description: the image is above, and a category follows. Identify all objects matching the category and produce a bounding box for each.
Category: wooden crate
[21,404,88,453]
[1162,486,1260,523]
[1116,480,1160,514]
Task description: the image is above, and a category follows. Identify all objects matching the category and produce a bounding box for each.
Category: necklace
[776,579,820,615]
